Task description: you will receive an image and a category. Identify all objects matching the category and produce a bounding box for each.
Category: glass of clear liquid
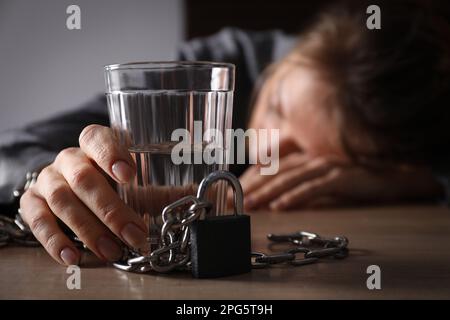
[104,61,235,254]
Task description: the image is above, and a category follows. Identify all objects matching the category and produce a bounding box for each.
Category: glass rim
[104,60,235,71]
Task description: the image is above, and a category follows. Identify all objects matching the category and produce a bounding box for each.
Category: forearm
[0,94,109,205]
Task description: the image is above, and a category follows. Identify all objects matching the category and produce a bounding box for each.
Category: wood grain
[1,205,450,299]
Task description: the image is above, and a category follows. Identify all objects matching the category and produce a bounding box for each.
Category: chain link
[0,206,349,272]
[251,231,349,268]
[112,195,212,273]
[0,214,40,247]
[1,170,349,273]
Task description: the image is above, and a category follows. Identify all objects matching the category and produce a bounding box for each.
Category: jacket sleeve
[0,95,109,205]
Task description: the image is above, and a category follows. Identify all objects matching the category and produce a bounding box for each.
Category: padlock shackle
[196,171,244,215]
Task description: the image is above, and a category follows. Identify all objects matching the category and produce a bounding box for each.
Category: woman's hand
[241,152,444,210]
[19,124,148,266]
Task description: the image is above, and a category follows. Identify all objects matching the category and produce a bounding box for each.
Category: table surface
[1,205,450,299]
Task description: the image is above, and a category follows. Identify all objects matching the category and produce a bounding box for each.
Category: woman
[241,1,450,210]
[0,0,449,265]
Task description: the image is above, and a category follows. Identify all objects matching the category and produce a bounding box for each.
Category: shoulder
[177,28,296,81]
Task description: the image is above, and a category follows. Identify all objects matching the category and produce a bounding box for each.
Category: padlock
[190,171,252,278]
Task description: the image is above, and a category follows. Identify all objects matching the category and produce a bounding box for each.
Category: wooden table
[1,205,450,299]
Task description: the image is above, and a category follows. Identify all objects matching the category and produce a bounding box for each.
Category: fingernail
[96,236,123,261]
[121,223,147,249]
[112,160,134,183]
[60,247,79,266]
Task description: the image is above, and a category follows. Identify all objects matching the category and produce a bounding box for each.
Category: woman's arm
[0,95,109,206]
[240,153,445,210]
[0,28,293,207]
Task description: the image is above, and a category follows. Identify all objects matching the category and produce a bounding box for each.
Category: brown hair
[283,0,450,168]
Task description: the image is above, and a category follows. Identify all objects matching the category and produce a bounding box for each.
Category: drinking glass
[104,61,235,253]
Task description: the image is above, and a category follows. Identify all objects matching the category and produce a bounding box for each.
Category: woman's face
[249,61,347,160]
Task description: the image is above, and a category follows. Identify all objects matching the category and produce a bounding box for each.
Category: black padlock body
[190,214,251,278]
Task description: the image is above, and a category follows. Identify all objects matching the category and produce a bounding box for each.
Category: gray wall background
[0,0,184,131]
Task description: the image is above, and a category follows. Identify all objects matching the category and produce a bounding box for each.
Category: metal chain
[0,171,87,249]
[1,171,349,273]
[0,205,349,271]
[0,214,40,247]
[0,213,89,249]
[1,172,40,247]
[112,201,349,273]
[113,171,247,273]
[251,231,349,268]
[112,196,211,273]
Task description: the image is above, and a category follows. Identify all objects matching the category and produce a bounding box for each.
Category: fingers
[54,148,148,250]
[239,165,261,195]
[244,157,337,210]
[269,169,342,210]
[240,152,309,196]
[79,124,135,184]
[20,188,80,266]
[33,166,123,261]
